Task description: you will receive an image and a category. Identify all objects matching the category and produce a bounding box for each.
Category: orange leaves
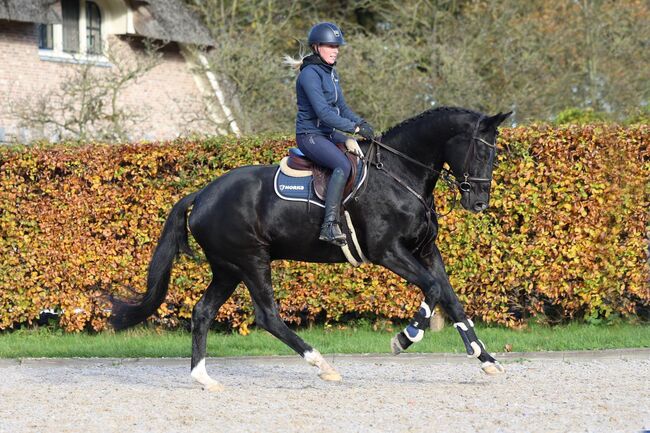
[492,124,650,324]
[0,127,648,332]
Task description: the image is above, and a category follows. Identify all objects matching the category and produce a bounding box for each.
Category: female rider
[294,22,375,246]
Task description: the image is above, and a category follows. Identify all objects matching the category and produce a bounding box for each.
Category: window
[62,0,80,53]
[38,24,53,50]
[38,0,109,64]
[86,1,102,54]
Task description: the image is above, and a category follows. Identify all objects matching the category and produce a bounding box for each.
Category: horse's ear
[480,111,513,131]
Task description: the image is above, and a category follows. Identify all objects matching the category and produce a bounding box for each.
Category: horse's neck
[379,127,446,192]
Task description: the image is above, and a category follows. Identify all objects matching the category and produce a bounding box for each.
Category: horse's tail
[109,192,198,331]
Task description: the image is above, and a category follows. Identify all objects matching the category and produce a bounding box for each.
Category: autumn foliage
[0,124,648,332]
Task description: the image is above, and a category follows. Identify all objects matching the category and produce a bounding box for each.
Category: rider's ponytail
[283,44,310,72]
[283,54,306,71]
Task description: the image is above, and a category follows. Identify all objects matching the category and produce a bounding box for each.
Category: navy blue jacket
[295,55,362,136]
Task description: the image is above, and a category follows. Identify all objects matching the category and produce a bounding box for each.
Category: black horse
[110,107,511,391]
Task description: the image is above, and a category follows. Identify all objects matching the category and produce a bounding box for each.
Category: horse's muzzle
[460,192,490,213]
[473,201,488,212]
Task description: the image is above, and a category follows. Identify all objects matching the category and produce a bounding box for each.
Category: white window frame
[39,0,111,67]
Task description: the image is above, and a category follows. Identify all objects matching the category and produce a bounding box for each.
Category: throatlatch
[453,318,486,358]
[392,302,432,354]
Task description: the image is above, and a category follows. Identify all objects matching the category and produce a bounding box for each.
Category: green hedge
[0,124,648,332]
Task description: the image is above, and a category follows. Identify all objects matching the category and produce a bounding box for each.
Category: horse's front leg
[422,244,504,374]
[380,244,504,375]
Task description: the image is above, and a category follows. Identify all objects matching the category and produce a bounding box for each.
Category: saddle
[279,142,360,200]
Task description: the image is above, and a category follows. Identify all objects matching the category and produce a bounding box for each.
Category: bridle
[457,116,497,193]
[355,116,496,254]
[361,115,496,209]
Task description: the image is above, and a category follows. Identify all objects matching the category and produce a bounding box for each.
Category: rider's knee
[337,161,351,179]
[332,166,348,178]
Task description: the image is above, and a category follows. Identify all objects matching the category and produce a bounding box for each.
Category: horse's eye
[475,146,492,163]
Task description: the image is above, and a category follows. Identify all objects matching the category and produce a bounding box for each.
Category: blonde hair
[283,44,312,72]
[282,54,306,71]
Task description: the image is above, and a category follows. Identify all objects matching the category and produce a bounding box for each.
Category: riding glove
[345,138,364,158]
[355,121,375,140]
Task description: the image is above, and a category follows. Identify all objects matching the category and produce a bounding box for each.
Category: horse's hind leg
[242,256,342,382]
[190,271,239,391]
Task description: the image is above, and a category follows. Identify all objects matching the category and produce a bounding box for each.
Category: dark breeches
[296,132,351,178]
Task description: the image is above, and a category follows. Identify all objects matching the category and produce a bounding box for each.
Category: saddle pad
[274,159,367,208]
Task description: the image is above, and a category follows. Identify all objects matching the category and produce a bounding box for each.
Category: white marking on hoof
[304,349,342,382]
[191,359,225,392]
[391,334,404,355]
[481,361,506,375]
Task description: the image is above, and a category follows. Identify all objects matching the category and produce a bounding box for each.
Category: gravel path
[0,350,649,433]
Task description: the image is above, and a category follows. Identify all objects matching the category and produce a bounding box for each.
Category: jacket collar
[300,54,335,71]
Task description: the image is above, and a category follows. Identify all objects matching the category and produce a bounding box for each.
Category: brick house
[0,0,240,143]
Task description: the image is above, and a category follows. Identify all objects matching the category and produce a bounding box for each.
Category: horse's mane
[381,106,481,138]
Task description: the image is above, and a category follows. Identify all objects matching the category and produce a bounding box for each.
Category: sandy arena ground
[0,350,649,433]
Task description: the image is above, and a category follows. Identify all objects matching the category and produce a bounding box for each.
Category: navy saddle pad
[274,149,366,208]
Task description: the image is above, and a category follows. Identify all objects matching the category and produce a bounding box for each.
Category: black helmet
[307,22,346,46]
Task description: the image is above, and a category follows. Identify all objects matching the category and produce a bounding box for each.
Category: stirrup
[319,222,347,246]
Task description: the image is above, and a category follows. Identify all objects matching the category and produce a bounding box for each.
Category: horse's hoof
[319,370,342,382]
[203,381,225,392]
[391,335,404,355]
[481,361,505,375]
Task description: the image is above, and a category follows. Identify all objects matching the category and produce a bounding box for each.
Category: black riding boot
[319,167,347,246]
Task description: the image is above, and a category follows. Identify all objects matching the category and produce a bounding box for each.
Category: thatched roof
[130,0,215,47]
[0,0,214,47]
[0,0,61,24]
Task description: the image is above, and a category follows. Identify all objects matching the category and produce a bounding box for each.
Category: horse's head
[446,111,511,213]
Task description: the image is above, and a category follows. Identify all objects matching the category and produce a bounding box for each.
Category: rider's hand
[355,121,375,141]
[345,138,364,158]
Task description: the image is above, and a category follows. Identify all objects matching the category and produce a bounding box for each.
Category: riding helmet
[307,22,346,46]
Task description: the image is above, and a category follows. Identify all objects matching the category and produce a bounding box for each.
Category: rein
[355,116,496,254]
[362,116,495,215]
[358,139,438,255]
[365,137,458,217]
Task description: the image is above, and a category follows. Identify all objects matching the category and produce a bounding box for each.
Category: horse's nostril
[474,202,487,212]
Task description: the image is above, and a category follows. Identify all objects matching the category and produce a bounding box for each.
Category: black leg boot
[319,167,347,246]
